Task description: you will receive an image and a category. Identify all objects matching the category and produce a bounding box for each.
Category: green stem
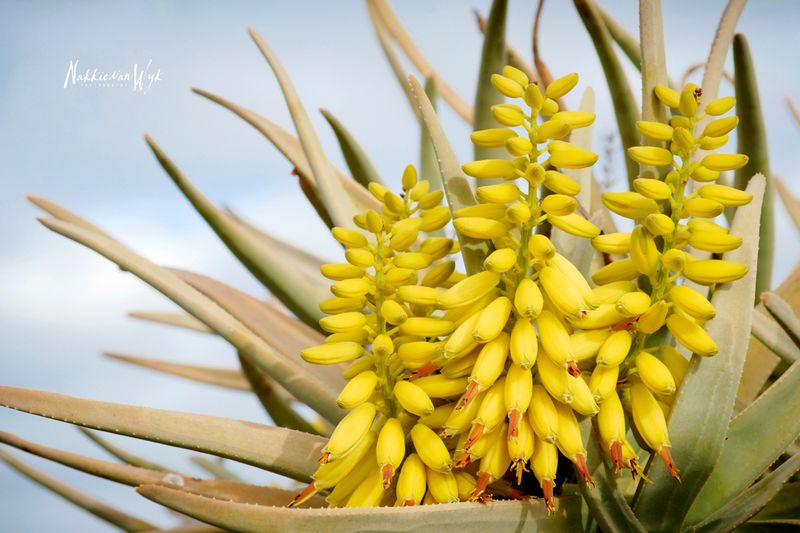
[372,231,397,418]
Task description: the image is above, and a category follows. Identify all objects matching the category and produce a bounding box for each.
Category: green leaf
[762,292,800,347]
[692,452,800,532]
[632,175,766,530]
[0,449,155,532]
[144,136,329,329]
[191,88,379,216]
[473,10,537,84]
[320,109,383,188]
[420,77,443,192]
[408,75,492,275]
[169,268,343,393]
[472,0,508,187]
[189,456,245,482]
[750,311,800,365]
[105,352,252,392]
[754,482,800,521]
[597,5,641,70]
[37,216,342,423]
[238,353,323,436]
[0,430,326,508]
[637,0,671,180]
[573,0,639,189]
[127,310,213,334]
[0,387,324,482]
[733,33,774,301]
[579,420,646,533]
[699,0,747,108]
[79,428,173,472]
[138,483,585,532]
[368,0,473,124]
[247,28,358,229]
[688,342,800,521]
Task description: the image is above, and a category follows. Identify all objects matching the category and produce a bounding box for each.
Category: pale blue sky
[1,1,798,531]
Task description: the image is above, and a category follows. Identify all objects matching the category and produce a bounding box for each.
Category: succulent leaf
[321,109,384,188]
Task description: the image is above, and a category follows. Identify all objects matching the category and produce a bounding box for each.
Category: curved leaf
[247,28,358,228]
[189,456,245,482]
[750,311,800,365]
[408,75,491,275]
[473,10,537,83]
[472,0,508,187]
[320,109,383,188]
[191,88,378,215]
[762,292,800,347]
[0,387,324,482]
[597,5,641,70]
[145,136,328,328]
[775,177,800,232]
[733,33,773,301]
[573,0,639,189]
[754,482,800,521]
[700,0,747,108]
[80,428,173,472]
[420,78,443,193]
[692,452,800,532]
[0,449,155,532]
[105,352,252,392]
[127,310,213,334]
[368,0,473,124]
[138,483,585,533]
[0,431,325,507]
[632,175,766,530]
[36,216,342,422]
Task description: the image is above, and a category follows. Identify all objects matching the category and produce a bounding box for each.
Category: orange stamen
[402,499,415,506]
[567,360,581,377]
[456,381,481,411]
[507,409,522,439]
[317,450,330,464]
[409,361,438,380]
[382,464,395,489]
[288,482,320,508]
[541,478,555,512]
[574,453,594,486]
[659,446,681,481]
[463,422,485,451]
[470,471,492,501]
[610,441,623,473]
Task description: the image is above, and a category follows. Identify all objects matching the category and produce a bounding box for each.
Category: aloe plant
[3,0,800,531]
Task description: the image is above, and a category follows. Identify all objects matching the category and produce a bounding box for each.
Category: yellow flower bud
[536,118,571,142]
[683,259,748,285]
[701,153,749,171]
[638,300,669,334]
[415,375,469,399]
[554,401,591,484]
[703,116,739,138]
[689,231,743,253]
[491,73,525,98]
[377,418,405,487]
[420,206,451,232]
[699,135,729,150]
[548,145,599,169]
[667,313,718,356]
[483,248,516,274]
[395,453,426,506]
[597,330,633,367]
[537,310,573,367]
[337,370,378,409]
[634,178,672,200]
[705,96,736,116]
[543,170,580,195]
[505,202,530,224]
[323,403,376,460]
[320,296,365,314]
[589,365,619,403]
[636,352,676,397]
[454,203,507,220]
[546,72,579,98]
[505,363,533,425]
[539,266,589,318]
[302,341,363,365]
[552,111,595,128]
[662,249,687,272]
[690,165,721,183]
[418,403,454,430]
[636,120,674,141]
[568,373,599,416]
[510,318,538,368]
[529,385,559,443]
[628,146,674,167]
[541,194,578,216]
[508,416,535,484]
[592,232,631,254]
[570,329,612,361]
[679,83,700,117]
[441,389,483,437]
[697,184,753,207]
[332,227,368,248]
[394,252,434,270]
[602,191,660,219]
[476,183,521,204]
[344,248,374,269]
[524,82,544,110]
[502,65,529,86]
[591,280,636,303]
[616,290,652,317]
[644,213,676,236]
[548,212,601,238]
[506,135,534,156]
[438,271,500,309]
[399,317,454,337]
[491,103,526,126]
[321,263,365,281]
[531,436,559,511]
[410,180,430,202]
[462,159,516,179]
[394,380,434,416]
[411,423,453,473]
[659,345,689,386]
[654,84,680,108]
[629,225,660,277]
[453,217,507,240]
[381,299,408,325]
[541,98,560,116]
[426,468,459,503]
[592,258,640,285]
[473,296,512,343]
[683,197,724,218]
[470,127,517,148]
[469,332,510,390]
[537,347,573,403]
[669,285,716,321]
[389,229,419,252]
[394,286,440,307]
[630,383,678,480]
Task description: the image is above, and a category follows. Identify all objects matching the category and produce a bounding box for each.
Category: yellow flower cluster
[592,83,752,479]
[292,70,754,512]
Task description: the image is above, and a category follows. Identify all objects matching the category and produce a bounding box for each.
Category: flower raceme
[293,69,745,512]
